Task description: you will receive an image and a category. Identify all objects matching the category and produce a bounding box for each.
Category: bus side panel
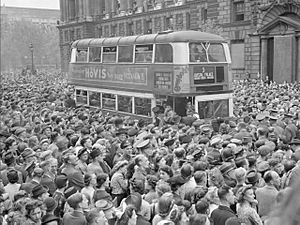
[69,63,155,93]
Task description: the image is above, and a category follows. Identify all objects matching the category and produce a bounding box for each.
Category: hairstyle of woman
[158,194,174,218]
[96,173,108,188]
[126,154,145,180]
[189,214,208,225]
[84,173,92,187]
[116,204,136,225]
[25,200,40,218]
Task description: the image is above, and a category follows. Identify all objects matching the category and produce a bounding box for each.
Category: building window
[146,20,152,34]
[231,40,245,69]
[111,25,117,36]
[127,22,134,35]
[70,29,75,41]
[165,16,173,30]
[201,8,207,22]
[233,1,245,22]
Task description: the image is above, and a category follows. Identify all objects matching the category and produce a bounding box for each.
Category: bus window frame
[189,42,227,64]
[154,43,173,63]
[88,46,102,63]
[117,45,134,63]
[75,48,88,63]
[102,46,117,63]
[134,44,154,64]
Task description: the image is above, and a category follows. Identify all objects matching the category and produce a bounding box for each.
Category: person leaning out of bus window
[190,44,207,62]
[186,101,195,116]
[163,105,176,124]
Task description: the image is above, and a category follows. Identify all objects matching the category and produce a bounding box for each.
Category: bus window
[189,43,207,62]
[89,91,101,107]
[198,99,229,119]
[118,46,133,63]
[103,46,117,63]
[118,95,132,113]
[134,97,151,116]
[155,44,173,63]
[102,93,116,110]
[89,47,101,62]
[76,49,88,62]
[135,44,153,63]
[207,44,226,62]
[76,89,87,104]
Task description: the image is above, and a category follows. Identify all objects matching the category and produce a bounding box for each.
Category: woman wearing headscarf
[236,185,262,225]
[110,160,129,206]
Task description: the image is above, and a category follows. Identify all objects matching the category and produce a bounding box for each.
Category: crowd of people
[0,71,300,225]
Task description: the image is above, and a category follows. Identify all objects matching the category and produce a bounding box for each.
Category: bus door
[173,96,195,117]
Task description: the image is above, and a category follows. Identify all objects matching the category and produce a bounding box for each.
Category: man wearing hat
[87,148,111,176]
[245,170,260,189]
[105,127,127,168]
[40,160,56,195]
[61,153,80,177]
[20,147,37,181]
[63,193,87,225]
[14,127,27,142]
[95,199,117,224]
[32,184,50,201]
[1,151,23,185]
[20,167,44,194]
[42,197,60,225]
[53,174,68,218]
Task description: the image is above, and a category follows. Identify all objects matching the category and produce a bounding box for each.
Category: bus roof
[71,30,225,48]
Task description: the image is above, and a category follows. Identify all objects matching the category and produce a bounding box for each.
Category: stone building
[58,0,300,83]
[1,6,59,26]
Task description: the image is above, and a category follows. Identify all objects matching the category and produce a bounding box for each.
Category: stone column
[65,0,69,22]
[105,0,111,18]
[85,0,92,20]
[111,0,117,17]
[119,0,127,16]
[260,38,268,81]
[127,0,133,13]
[60,0,64,22]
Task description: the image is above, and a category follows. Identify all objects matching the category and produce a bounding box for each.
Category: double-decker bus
[69,30,233,119]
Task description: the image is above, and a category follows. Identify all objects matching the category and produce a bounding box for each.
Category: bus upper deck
[69,30,233,119]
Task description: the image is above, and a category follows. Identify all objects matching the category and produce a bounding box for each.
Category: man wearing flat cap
[20,167,44,194]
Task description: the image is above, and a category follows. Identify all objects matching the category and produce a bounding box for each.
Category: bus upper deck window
[135,45,153,63]
[155,44,173,63]
[118,46,133,63]
[207,44,226,62]
[103,46,117,63]
[189,43,207,62]
[76,49,88,62]
[89,47,101,62]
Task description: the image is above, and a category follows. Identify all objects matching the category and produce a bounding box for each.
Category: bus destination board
[154,72,172,90]
[193,66,215,84]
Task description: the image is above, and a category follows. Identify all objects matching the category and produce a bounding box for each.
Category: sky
[1,0,60,9]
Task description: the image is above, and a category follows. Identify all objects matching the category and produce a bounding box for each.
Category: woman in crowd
[110,160,129,206]
[236,185,262,225]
